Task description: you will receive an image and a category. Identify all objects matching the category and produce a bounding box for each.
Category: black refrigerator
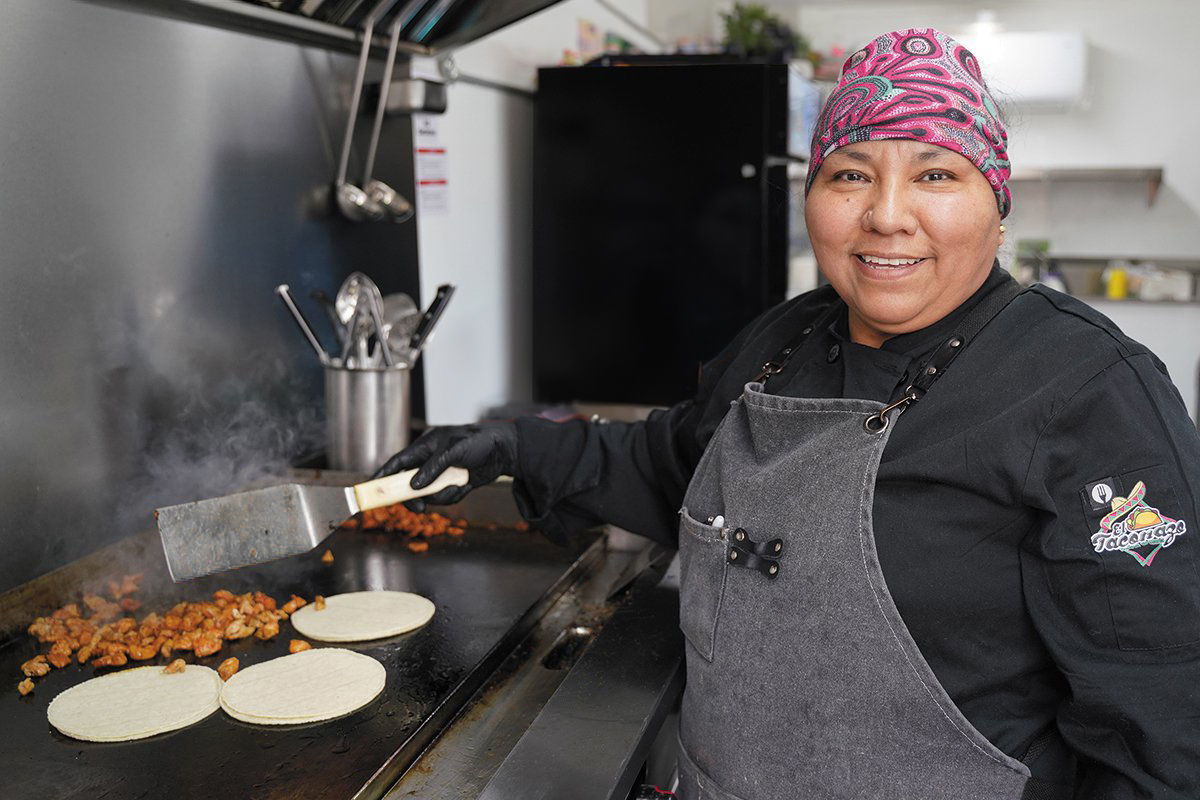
[532,57,806,408]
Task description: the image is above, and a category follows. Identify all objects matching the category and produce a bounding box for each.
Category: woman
[378,29,1200,799]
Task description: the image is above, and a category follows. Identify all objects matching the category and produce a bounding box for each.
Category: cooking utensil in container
[275,284,331,365]
[381,292,420,355]
[336,272,367,365]
[362,276,395,366]
[335,272,393,366]
[310,288,348,347]
[157,466,467,581]
[406,283,456,361]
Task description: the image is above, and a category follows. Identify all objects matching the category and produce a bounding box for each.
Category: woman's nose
[861,184,918,235]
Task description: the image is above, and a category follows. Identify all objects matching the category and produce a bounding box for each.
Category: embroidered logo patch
[1090,481,1187,567]
[1085,477,1117,511]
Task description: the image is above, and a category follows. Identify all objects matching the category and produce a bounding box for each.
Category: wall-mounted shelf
[1009,166,1164,206]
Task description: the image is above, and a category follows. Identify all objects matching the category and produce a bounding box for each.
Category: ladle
[333,0,403,222]
[360,8,415,222]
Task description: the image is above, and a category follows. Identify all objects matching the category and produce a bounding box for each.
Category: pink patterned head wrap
[805,28,1012,218]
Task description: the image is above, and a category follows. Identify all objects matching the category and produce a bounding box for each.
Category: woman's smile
[854,254,928,278]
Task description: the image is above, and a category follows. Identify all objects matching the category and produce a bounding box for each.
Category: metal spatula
[156,467,468,581]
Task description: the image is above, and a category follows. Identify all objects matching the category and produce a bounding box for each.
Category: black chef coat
[511,267,1200,799]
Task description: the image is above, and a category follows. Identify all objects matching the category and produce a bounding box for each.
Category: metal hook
[864,389,916,434]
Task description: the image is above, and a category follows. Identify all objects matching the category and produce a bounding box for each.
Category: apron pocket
[678,507,729,662]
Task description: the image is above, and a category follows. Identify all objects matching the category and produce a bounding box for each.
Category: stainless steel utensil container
[325,364,410,472]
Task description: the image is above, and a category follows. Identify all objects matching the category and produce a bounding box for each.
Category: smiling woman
[806,140,1005,346]
[372,26,1200,800]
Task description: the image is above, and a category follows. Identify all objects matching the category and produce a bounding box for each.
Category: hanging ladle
[333,0,404,222]
[360,7,415,222]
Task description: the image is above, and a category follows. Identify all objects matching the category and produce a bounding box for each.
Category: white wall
[414,0,657,424]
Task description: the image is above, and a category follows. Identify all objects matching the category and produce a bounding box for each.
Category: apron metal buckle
[727,528,783,579]
[864,388,918,434]
[752,360,784,384]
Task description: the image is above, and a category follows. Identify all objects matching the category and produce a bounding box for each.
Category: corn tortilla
[219,648,385,724]
[289,590,434,642]
[47,665,221,742]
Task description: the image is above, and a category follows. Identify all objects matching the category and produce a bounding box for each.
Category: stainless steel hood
[84,0,566,56]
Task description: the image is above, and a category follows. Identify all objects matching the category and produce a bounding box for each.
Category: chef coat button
[827,344,840,363]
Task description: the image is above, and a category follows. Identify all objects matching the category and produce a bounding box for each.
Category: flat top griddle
[1,517,600,800]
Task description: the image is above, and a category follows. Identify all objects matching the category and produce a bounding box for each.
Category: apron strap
[864,274,1025,433]
[754,269,1024,398]
[752,301,842,385]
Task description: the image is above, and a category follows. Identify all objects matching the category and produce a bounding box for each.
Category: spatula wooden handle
[353,467,470,511]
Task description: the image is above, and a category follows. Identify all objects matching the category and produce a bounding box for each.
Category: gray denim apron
[675,281,1032,800]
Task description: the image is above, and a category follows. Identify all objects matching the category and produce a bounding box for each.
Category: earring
[999,224,1007,233]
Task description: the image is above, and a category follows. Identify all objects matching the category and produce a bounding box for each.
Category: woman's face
[804,139,1004,348]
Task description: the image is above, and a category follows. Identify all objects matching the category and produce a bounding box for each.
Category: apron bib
[675,388,1030,800]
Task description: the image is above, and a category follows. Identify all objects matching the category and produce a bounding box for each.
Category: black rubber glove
[371,421,518,513]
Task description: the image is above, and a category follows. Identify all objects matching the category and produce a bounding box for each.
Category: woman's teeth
[856,255,924,268]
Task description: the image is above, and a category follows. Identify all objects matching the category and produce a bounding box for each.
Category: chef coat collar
[827,262,1009,359]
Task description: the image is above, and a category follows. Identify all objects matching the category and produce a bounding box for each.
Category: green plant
[720,3,810,61]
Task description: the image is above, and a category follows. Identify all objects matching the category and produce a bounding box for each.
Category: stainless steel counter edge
[477,568,684,800]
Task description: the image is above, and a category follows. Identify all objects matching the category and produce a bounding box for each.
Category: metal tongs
[333,0,415,223]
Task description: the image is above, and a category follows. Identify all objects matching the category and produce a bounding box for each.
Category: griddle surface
[1,524,598,799]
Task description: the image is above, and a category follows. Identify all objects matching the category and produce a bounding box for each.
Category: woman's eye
[832,171,866,182]
[921,170,954,182]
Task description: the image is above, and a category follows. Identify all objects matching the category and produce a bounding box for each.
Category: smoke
[117,350,324,531]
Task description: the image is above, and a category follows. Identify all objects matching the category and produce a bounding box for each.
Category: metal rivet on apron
[827,344,840,363]
[774,542,782,554]
[950,337,963,347]
[735,529,746,541]
[925,365,937,376]
[729,549,738,561]
[768,564,778,576]
[802,326,813,335]
[864,413,889,434]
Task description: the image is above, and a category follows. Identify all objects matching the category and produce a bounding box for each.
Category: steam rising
[119,352,324,530]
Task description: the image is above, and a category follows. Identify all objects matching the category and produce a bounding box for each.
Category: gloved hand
[371,421,518,512]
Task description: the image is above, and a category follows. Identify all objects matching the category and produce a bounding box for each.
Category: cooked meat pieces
[22,588,307,691]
